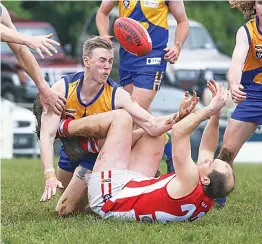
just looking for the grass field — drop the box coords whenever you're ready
[1,158,262,244]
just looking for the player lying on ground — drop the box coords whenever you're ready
[34,91,196,215]
[86,80,235,223]
[33,37,197,216]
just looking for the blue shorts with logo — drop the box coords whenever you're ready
[231,90,262,125]
[119,70,166,91]
[58,146,97,173]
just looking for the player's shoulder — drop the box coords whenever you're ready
[245,17,256,27]
[106,77,119,88]
[63,71,84,84]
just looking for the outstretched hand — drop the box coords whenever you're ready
[207,79,228,116]
[174,91,199,122]
[26,33,60,59]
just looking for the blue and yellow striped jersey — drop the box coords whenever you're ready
[118,0,169,72]
[61,72,118,120]
[242,16,262,89]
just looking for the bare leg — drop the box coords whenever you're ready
[123,83,133,94]
[56,167,73,193]
[68,110,127,138]
[218,119,258,167]
[127,133,165,177]
[92,110,133,172]
[56,166,90,216]
[131,86,157,110]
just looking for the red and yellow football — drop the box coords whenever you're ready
[114,17,152,56]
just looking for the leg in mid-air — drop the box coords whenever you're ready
[121,71,174,174]
[55,109,133,216]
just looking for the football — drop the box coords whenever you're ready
[114,17,152,56]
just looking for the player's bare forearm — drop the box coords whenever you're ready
[198,112,220,162]
[228,26,249,87]
[228,64,243,87]
[174,20,189,48]
[96,0,116,36]
[172,107,212,138]
[39,112,60,179]
[8,43,48,91]
[40,136,56,180]
[0,24,27,44]
[96,12,110,36]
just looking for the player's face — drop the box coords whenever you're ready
[256,1,262,19]
[85,48,114,84]
[197,158,233,180]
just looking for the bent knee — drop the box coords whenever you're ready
[113,109,132,123]
[218,147,235,163]
[55,198,71,217]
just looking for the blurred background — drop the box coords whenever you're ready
[1,1,261,163]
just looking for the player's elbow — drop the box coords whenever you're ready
[171,124,186,139]
[40,128,56,145]
[14,45,28,64]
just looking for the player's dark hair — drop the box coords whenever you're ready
[83,36,114,57]
[204,169,235,199]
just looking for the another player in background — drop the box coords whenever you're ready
[87,80,235,223]
[96,0,189,173]
[0,3,65,115]
[216,0,262,208]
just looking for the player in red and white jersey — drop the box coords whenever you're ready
[88,80,235,223]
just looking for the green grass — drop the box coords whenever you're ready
[2,159,262,244]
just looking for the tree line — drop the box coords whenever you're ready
[4,1,245,57]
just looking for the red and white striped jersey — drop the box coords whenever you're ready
[100,173,214,223]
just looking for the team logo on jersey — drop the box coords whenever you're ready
[123,0,130,8]
[144,0,159,8]
[255,45,262,60]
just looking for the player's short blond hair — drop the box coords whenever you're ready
[83,36,114,57]
[229,0,256,19]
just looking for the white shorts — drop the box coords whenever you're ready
[87,170,147,216]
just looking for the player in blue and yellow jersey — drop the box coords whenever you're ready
[37,36,190,216]
[216,1,262,208]
[96,0,189,173]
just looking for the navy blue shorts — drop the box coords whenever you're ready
[58,146,97,173]
[231,91,262,125]
[119,70,165,91]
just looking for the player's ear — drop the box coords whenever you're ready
[83,56,90,68]
[200,176,210,186]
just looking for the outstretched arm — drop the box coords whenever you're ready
[0,23,60,58]
[171,81,228,185]
[197,81,221,163]
[0,3,65,115]
[115,88,197,136]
